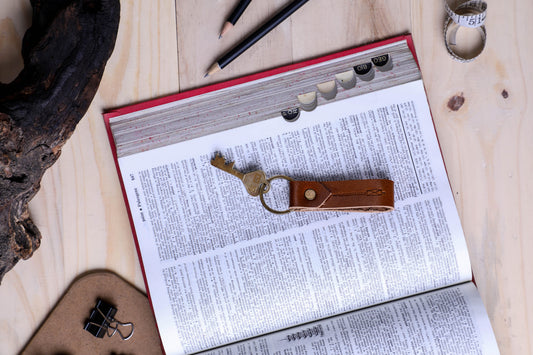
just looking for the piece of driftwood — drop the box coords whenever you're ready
[0,0,120,282]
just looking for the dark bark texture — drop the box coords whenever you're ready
[0,0,120,282]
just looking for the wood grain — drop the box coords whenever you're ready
[412,1,533,353]
[0,1,178,353]
[0,0,531,354]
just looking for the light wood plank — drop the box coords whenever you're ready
[0,1,179,353]
[291,0,410,61]
[412,0,533,353]
[176,0,296,90]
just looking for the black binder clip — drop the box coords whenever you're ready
[84,298,134,340]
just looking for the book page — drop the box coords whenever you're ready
[199,282,499,354]
[118,80,472,354]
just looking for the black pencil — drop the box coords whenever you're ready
[206,0,310,77]
[219,0,252,38]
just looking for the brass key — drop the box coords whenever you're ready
[210,154,270,196]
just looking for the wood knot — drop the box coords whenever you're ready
[501,89,509,99]
[447,94,465,111]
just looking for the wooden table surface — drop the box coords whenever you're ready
[1,1,531,354]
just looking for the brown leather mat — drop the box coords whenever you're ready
[21,271,162,355]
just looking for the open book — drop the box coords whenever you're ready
[104,36,499,354]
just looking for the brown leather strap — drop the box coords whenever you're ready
[289,179,394,212]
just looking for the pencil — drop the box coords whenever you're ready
[219,0,252,38]
[206,0,310,77]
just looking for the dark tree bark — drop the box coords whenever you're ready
[0,0,120,282]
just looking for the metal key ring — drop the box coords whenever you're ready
[259,175,294,214]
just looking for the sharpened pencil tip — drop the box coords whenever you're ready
[205,62,221,78]
[220,22,233,38]
[218,34,222,39]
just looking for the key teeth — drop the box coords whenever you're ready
[211,154,238,173]
[211,153,235,169]
[211,153,226,166]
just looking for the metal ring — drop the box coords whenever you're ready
[259,175,294,215]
